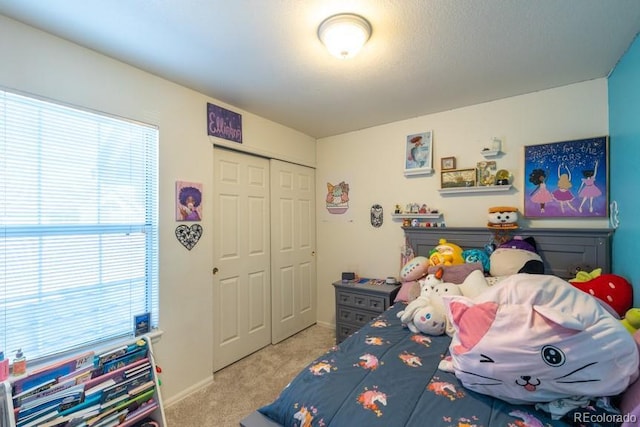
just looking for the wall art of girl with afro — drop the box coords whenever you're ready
[176,181,203,221]
[524,137,607,218]
[528,169,554,213]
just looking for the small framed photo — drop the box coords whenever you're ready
[441,156,456,170]
[476,160,497,186]
[441,168,477,189]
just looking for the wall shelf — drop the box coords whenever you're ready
[438,184,512,195]
[404,167,434,177]
[480,149,503,158]
[391,213,442,220]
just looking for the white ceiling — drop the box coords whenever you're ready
[1,1,639,139]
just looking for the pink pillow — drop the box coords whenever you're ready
[428,263,483,284]
[394,281,418,302]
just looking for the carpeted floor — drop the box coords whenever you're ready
[164,324,335,426]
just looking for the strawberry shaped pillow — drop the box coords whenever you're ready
[570,272,632,317]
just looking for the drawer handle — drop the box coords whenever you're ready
[355,314,365,322]
[355,297,365,306]
[340,295,349,303]
[370,301,379,308]
[341,312,350,319]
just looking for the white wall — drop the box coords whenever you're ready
[0,16,316,404]
[315,79,610,327]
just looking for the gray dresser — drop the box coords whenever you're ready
[333,280,400,343]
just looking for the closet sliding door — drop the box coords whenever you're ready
[212,149,317,371]
[270,159,317,344]
[212,147,271,371]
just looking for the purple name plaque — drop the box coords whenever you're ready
[207,103,242,143]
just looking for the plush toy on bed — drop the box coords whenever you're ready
[397,269,489,335]
[568,268,633,317]
[396,255,431,301]
[622,309,640,334]
[399,255,430,282]
[397,268,452,335]
[428,239,465,267]
[489,236,544,277]
[440,273,639,406]
[487,206,519,229]
[462,248,491,273]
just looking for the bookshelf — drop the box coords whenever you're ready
[1,336,166,427]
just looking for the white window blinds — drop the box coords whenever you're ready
[0,89,159,362]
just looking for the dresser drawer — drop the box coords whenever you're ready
[337,306,379,327]
[337,323,359,342]
[336,290,386,313]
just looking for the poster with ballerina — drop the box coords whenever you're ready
[523,136,608,218]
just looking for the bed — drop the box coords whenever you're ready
[240,227,640,427]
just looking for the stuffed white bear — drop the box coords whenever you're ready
[397,269,489,336]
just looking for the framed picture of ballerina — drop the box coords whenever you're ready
[523,136,608,218]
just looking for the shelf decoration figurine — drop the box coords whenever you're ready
[476,161,497,186]
[492,137,502,152]
[495,169,511,185]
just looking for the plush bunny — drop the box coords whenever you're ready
[411,280,463,335]
[397,269,443,333]
[397,268,485,336]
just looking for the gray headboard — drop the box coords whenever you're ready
[403,227,613,279]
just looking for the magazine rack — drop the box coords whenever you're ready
[1,335,166,427]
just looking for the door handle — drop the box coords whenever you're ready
[212,267,219,275]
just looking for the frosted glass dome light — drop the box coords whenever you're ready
[318,13,372,59]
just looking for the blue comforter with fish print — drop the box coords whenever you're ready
[258,303,622,427]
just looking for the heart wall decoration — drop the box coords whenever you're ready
[175,224,203,250]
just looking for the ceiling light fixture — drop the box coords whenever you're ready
[318,13,372,59]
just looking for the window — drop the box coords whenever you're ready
[0,89,159,362]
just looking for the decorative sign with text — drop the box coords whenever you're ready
[207,102,242,143]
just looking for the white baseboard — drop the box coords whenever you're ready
[163,375,214,407]
[316,320,334,329]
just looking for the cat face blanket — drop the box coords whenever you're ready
[443,273,639,405]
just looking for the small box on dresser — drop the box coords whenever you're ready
[333,280,400,344]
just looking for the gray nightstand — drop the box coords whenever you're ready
[333,280,400,344]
